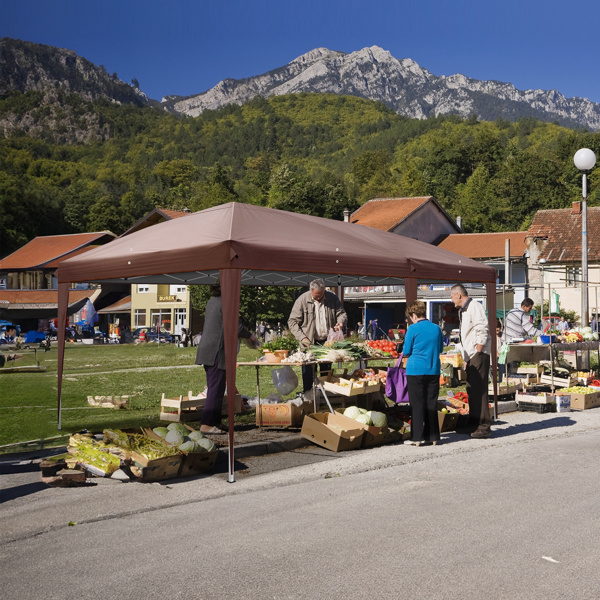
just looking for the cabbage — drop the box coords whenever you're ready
[594,333,599,341]
[166,422,189,436]
[188,430,205,442]
[179,440,201,453]
[584,333,594,341]
[343,406,362,419]
[583,326,593,334]
[152,427,169,439]
[197,437,216,452]
[355,413,372,426]
[358,408,368,414]
[165,430,185,446]
[366,411,387,428]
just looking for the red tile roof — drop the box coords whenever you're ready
[528,207,600,263]
[0,289,91,307]
[350,197,433,231]
[437,232,527,259]
[120,207,192,237]
[0,232,115,270]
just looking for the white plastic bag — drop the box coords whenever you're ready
[326,327,344,343]
[271,365,299,396]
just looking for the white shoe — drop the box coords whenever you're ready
[404,439,422,446]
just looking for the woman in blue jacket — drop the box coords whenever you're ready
[402,300,444,446]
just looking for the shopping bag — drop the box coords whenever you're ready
[326,327,344,343]
[498,343,509,365]
[385,354,409,404]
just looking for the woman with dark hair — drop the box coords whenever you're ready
[194,284,258,434]
[402,300,444,446]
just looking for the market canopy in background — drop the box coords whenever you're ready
[56,202,498,481]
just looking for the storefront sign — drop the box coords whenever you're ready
[158,295,176,302]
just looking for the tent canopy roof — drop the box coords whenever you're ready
[57,202,495,286]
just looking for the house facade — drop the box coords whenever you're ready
[0,231,116,331]
[526,203,600,324]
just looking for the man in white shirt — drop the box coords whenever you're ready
[451,284,492,438]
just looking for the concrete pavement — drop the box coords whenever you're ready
[2,407,600,599]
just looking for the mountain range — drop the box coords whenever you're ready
[2,38,600,130]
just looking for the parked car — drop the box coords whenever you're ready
[132,327,177,344]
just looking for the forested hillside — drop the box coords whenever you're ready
[1,91,600,258]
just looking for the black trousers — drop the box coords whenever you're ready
[407,374,440,442]
[202,359,227,427]
[466,351,491,431]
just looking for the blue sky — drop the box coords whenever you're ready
[3,0,600,104]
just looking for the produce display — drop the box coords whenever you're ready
[310,340,368,362]
[559,386,598,394]
[342,405,388,427]
[151,422,216,453]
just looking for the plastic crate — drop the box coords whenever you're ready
[517,400,555,414]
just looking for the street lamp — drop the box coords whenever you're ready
[539,258,547,326]
[574,148,596,328]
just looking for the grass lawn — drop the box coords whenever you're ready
[0,342,300,451]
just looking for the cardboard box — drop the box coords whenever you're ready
[143,425,219,478]
[256,401,312,427]
[319,375,366,397]
[333,410,400,448]
[300,412,364,451]
[555,395,571,413]
[557,390,600,410]
[128,452,183,482]
[440,353,463,368]
[438,409,460,433]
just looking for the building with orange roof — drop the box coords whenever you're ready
[348,196,461,243]
[526,203,600,324]
[0,231,117,331]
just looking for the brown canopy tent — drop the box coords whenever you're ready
[56,202,498,481]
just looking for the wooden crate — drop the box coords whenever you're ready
[160,391,242,422]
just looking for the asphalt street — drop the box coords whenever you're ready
[2,409,600,599]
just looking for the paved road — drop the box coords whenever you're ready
[2,409,600,599]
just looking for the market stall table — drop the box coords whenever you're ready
[237,357,393,428]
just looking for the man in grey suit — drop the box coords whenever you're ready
[195,284,258,434]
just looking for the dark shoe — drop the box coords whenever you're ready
[471,428,491,439]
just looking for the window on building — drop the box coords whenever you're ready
[134,309,147,327]
[170,285,186,295]
[137,284,150,294]
[151,309,172,331]
[566,267,582,287]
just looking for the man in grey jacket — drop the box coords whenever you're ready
[195,284,258,434]
[288,279,347,392]
[451,284,492,438]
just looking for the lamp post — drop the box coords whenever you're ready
[539,258,547,327]
[574,148,596,328]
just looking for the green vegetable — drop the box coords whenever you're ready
[166,422,189,436]
[197,437,216,452]
[152,427,169,439]
[355,413,372,426]
[366,411,387,428]
[179,440,201,453]
[165,430,185,446]
[188,430,205,442]
[343,406,362,419]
